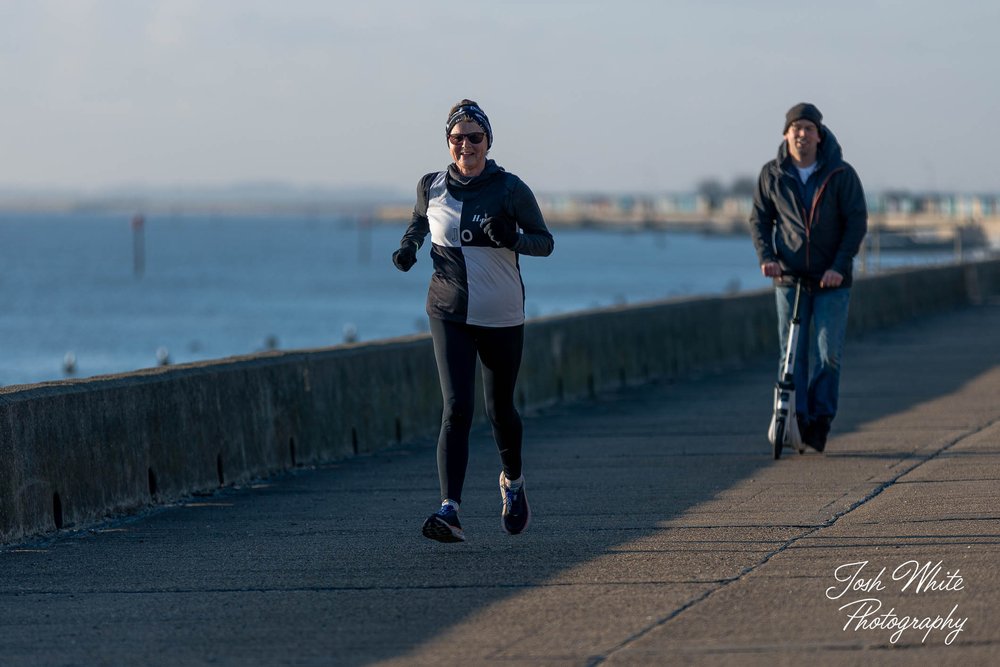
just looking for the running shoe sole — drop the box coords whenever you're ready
[421,514,465,543]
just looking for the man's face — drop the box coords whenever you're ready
[785,120,821,161]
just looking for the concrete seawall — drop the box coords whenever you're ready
[2,260,999,545]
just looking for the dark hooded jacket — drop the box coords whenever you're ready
[402,159,553,326]
[749,127,867,287]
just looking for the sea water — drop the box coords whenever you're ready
[0,211,957,386]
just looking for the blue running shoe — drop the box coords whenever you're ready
[422,503,465,543]
[500,472,531,535]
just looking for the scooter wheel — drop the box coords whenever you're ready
[772,418,784,460]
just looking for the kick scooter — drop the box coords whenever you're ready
[768,278,805,459]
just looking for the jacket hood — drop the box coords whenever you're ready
[773,127,844,174]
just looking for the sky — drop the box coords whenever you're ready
[0,0,997,197]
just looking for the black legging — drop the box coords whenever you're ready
[429,317,524,505]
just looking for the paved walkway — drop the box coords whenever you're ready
[2,300,999,666]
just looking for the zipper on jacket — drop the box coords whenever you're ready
[804,166,846,275]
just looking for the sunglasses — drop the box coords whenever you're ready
[447,132,486,145]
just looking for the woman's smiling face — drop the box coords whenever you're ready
[448,120,488,177]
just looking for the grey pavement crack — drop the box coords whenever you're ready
[586,417,997,666]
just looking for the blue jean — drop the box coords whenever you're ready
[775,286,851,422]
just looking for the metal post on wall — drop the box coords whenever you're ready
[131,213,146,278]
[358,213,372,264]
[871,225,881,273]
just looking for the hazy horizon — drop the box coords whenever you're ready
[2,1,997,196]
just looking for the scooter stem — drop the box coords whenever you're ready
[790,279,803,325]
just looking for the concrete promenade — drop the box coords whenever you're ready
[2,299,998,666]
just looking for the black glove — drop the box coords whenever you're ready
[392,243,417,272]
[480,215,519,249]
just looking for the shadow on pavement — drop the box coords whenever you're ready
[0,303,997,666]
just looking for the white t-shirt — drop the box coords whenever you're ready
[797,163,818,183]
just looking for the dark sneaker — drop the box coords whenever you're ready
[500,472,531,535]
[421,503,465,543]
[809,417,832,453]
[797,415,813,448]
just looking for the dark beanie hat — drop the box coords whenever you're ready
[784,102,823,132]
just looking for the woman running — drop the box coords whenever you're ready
[391,99,554,542]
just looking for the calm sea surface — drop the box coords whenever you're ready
[0,211,958,387]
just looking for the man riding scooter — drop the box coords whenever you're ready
[749,103,868,452]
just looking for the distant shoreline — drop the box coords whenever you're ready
[1,196,997,248]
